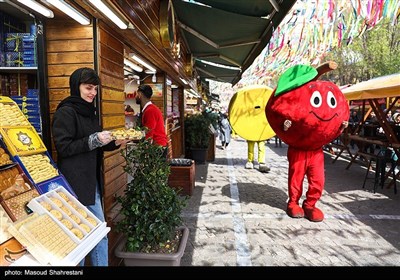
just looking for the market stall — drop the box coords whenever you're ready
[0,96,109,266]
[341,73,400,191]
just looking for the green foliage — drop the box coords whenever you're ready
[184,113,211,149]
[116,139,187,252]
[327,19,400,85]
[203,110,219,131]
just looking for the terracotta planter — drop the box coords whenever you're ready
[114,226,189,266]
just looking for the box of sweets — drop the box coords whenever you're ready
[4,52,23,67]
[7,212,78,265]
[0,140,14,167]
[28,187,103,242]
[1,188,39,221]
[0,96,30,126]
[14,152,59,184]
[8,187,109,265]
[4,33,30,52]
[0,126,47,156]
[0,163,36,202]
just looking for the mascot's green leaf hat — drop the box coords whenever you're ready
[275,65,318,96]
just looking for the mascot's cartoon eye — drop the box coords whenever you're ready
[310,91,322,108]
[327,91,337,108]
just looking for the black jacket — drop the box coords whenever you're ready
[52,105,118,205]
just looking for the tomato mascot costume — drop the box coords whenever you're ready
[266,62,349,222]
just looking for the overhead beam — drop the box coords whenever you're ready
[195,53,241,68]
[178,21,259,51]
[177,21,219,49]
[269,0,280,12]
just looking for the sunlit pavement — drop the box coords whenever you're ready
[181,137,400,266]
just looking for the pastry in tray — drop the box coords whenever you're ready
[18,154,59,183]
[0,166,31,200]
[0,148,13,167]
[110,128,144,140]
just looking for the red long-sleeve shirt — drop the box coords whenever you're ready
[141,103,168,147]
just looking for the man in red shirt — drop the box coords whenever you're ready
[136,84,168,157]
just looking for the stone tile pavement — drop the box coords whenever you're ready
[180,137,400,266]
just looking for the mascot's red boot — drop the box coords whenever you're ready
[266,62,349,222]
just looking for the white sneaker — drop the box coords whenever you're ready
[245,162,253,169]
[259,163,271,173]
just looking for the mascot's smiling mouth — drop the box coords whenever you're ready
[309,111,338,122]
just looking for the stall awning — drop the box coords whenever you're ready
[172,0,296,85]
[342,73,400,101]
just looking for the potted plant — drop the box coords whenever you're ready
[114,139,188,266]
[184,112,212,164]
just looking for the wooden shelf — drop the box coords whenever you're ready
[0,67,38,74]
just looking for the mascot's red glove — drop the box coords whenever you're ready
[266,62,349,222]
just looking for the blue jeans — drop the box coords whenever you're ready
[79,185,108,266]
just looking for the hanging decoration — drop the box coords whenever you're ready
[239,0,400,86]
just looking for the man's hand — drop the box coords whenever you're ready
[283,120,292,131]
[340,120,349,131]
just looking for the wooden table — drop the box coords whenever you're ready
[345,134,398,193]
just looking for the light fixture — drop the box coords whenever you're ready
[89,0,128,29]
[152,74,157,83]
[144,69,156,74]
[17,0,54,18]
[124,58,143,72]
[47,0,90,25]
[131,54,157,73]
[180,77,188,85]
[166,78,172,86]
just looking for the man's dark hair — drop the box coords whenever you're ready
[138,84,153,99]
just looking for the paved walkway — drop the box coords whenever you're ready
[180,137,400,266]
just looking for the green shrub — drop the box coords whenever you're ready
[116,139,187,252]
[184,113,211,149]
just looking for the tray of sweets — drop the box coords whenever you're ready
[110,128,144,141]
[7,213,78,265]
[0,98,30,127]
[27,186,104,243]
[16,153,59,184]
[0,163,34,201]
[0,143,14,167]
